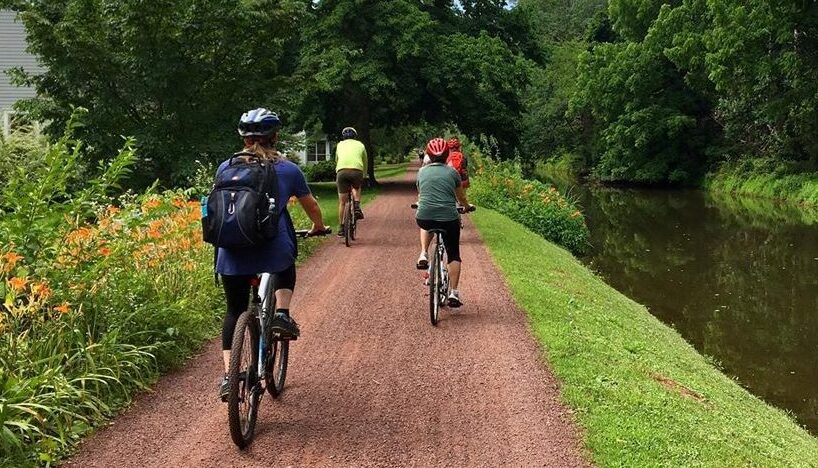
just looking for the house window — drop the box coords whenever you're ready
[306,140,327,163]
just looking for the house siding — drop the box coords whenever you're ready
[0,9,43,112]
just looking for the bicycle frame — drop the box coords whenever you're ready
[255,273,274,378]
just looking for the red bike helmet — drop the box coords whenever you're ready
[447,137,460,150]
[426,137,449,161]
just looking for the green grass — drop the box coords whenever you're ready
[373,162,409,180]
[706,160,818,207]
[303,162,402,229]
[472,208,818,467]
[289,181,380,260]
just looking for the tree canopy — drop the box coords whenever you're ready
[6,0,818,187]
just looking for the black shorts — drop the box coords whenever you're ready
[336,169,364,193]
[417,218,461,263]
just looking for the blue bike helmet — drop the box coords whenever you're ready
[341,127,357,139]
[238,108,282,136]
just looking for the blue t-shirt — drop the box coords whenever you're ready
[215,158,311,275]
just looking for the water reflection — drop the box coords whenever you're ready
[575,186,818,433]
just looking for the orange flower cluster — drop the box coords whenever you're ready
[2,193,207,329]
[1,251,23,274]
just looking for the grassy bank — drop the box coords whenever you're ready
[705,159,818,207]
[472,209,818,466]
[373,162,409,180]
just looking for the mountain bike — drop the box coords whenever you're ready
[227,228,331,449]
[342,188,358,247]
[411,204,475,326]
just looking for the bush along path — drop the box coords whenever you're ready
[65,166,588,467]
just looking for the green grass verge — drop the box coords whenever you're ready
[472,208,818,467]
[705,160,818,207]
[374,162,409,180]
[290,181,380,259]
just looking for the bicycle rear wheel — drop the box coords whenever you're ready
[429,245,440,326]
[265,338,289,397]
[227,311,260,449]
[350,201,357,241]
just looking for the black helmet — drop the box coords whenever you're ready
[238,108,282,136]
[341,127,357,139]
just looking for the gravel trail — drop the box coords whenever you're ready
[66,166,588,467]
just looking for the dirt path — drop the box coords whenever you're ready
[67,166,588,467]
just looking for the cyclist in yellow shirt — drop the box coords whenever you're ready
[335,127,368,237]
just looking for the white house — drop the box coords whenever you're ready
[1,9,43,136]
[292,131,333,166]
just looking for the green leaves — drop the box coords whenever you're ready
[10,0,307,187]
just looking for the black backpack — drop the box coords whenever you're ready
[202,151,280,248]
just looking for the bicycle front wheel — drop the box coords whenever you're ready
[227,311,260,449]
[266,339,289,398]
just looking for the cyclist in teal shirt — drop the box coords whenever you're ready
[415,137,474,307]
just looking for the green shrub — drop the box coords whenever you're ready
[303,160,336,182]
[0,120,220,465]
[470,157,590,254]
[705,158,818,207]
[0,126,52,200]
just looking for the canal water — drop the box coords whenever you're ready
[569,185,818,434]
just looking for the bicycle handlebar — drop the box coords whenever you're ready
[295,228,333,238]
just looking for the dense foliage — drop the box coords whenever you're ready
[296,0,531,180]
[0,122,222,465]
[4,0,533,186]
[2,0,306,187]
[522,0,818,187]
[467,139,590,254]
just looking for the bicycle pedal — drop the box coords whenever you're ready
[273,333,298,341]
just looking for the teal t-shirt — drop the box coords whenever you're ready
[416,163,461,222]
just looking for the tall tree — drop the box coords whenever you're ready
[5,0,306,186]
[297,0,531,179]
[297,0,436,181]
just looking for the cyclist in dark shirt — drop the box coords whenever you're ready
[216,108,329,400]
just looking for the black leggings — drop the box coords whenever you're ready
[221,264,296,350]
[417,218,461,263]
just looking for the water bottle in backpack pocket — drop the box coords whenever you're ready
[202,152,280,248]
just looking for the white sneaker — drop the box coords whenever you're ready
[416,252,429,270]
[447,290,463,308]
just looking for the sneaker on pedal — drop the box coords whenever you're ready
[271,312,300,339]
[218,375,229,402]
[447,290,463,308]
[416,252,429,270]
[337,225,345,238]
[354,202,364,220]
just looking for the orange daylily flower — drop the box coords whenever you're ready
[8,276,28,291]
[98,247,112,256]
[142,198,162,211]
[1,251,23,272]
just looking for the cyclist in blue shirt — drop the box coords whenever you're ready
[216,108,329,400]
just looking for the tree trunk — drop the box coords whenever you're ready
[357,102,377,186]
